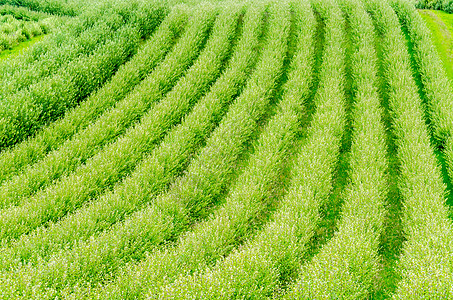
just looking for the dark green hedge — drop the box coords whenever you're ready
[417,0,453,13]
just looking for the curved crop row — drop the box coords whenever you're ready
[0,26,143,207]
[0,5,188,189]
[0,21,118,102]
[0,0,166,74]
[0,2,230,243]
[416,0,453,14]
[390,1,453,193]
[89,1,298,299]
[0,23,142,149]
[0,0,84,16]
[0,20,116,101]
[0,3,103,79]
[284,0,387,298]
[0,4,207,211]
[0,1,166,100]
[0,1,291,297]
[0,4,51,21]
[0,0,161,18]
[0,14,49,51]
[154,0,346,298]
[365,0,453,298]
[129,1,313,299]
[391,0,453,144]
[0,0,261,276]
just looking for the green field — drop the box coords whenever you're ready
[0,0,452,299]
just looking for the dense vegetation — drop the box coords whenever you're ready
[0,0,452,298]
[0,6,54,52]
[416,0,453,13]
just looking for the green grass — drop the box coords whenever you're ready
[0,34,45,61]
[418,9,453,80]
[1,0,453,299]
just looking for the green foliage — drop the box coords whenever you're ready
[0,1,254,283]
[0,0,170,149]
[0,0,452,298]
[0,0,167,101]
[140,1,314,298]
[0,24,142,149]
[366,0,453,298]
[284,0,387,298]
[0,1,292,297]
[0,5,188,189]
[417,0,453,14]
[0,4,51,20]
[418,10,453,80]
[0,4,244,298]
[0,0,86,16]
[0,2,218,242]
[95,2,298,298]
[0,13,51,51]
[0,33,43,60]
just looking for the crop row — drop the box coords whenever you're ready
[0,3,243,298]
[4,1,287,298]
[0,0,89,16]
[0,5,188,206]
[1,0,452,298]
[0,4,52,21]
[0,23,142,148]
[366,0,453,297]
[0,0,169,149]
[0,1,291,298]
[0,1,166,104]
[101,1,306,298]
[416,0,453,14]
[132,1,315,298]
[0,2,221,243]
[0,21,117,100]
[128,0,345,297]
[0,14,50,51]
[0,5,194,273]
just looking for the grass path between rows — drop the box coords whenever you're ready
[418,9,453,80]
[0,34,46,61]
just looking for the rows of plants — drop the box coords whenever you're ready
[0,1,291,297]
[0,4,187,187]
[366,0,453,297]
[0,0,452,298]
[0,4,51,21]
[0,13,52,51]
[416,0,453,14]
[285,0,387,297]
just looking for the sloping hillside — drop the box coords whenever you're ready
[0,0,452,299]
